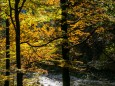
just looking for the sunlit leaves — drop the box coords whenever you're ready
[0,0,114,78]
[95,27,105,33]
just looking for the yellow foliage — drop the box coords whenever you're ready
[96,27,105,33]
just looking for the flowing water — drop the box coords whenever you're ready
[24,73,115,86]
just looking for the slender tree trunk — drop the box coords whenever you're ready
[15,0,23,86]
[60,0,70,86]
[4,19,10,86]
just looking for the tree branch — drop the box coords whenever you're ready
[18,0,26,13]
[71,27,97,48]
[103,52,115,63]
[8,0,16,31]
[20,36,63,47]
[20,26,96,48]
[30,47,43,58]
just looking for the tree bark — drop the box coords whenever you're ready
[4,19,10,86]
[15,0,23,86]
[60,0,70,86]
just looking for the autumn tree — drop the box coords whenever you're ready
[4,19,10,86]
[65,0,115,72]
[1,0,114,85]
[0,1,11,85]
[7,0,26,85]
[60,0,70,86]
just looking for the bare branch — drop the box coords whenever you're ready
[18,0,26,13]
[8,0,16,31]
[20,36,63,47]
[71,27,97,48]
[20,26,96,48]
[30,47,43,58]
[103,52,115,63]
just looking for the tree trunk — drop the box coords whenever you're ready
[4,19,10,86]
[15,0,23,86]
[60,0,70,86]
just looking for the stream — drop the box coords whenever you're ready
[24,72,115,86]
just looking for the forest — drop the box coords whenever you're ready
[0,0,115,86]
